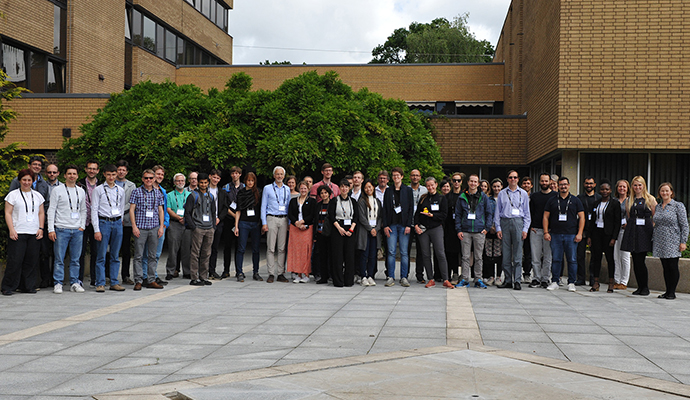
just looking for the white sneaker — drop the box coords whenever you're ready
[368,277,376,286]
[293,277,300,283]
[360,277,369,286]
[71,283,85,293]
[400,277,410,287]
[546,282,559,291]
[354,275,362,284]
[300,276,310,283]
[568,283,576,292]
[385,277,395,287]
[53,283,63,294]
[485,277,495,286]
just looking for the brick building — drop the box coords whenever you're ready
[2,0,689,206]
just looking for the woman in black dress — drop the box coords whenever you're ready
[620,176,656,296]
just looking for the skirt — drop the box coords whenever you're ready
[287,225,313,274]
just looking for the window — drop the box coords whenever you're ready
[185,41,195,65]
[132,9,142,45]
[176,37,184,65]
[46,60,64,93]
[142,15,156,52]
[436,102,456,115]
[202,0,211,18]
[156,25,165,58]
[53,5,66,57]
[29,52,46,93]
[216,3,224,27]
[165,30,176,62]
[185,0,194,5]
[1,43,26,85]
[210,0,215,23]
[1,40,65,93]
[125,9,131,40]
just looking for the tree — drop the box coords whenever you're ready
[259,60,292,65]
[371,14,494,64]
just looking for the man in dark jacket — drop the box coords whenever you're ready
[184,173,217,286]
[382,167,414,287]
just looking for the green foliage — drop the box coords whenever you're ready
[59,71,444,184]
[259,60,292,65]
[371,14,494,64]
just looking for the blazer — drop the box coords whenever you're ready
[586,198,621,238]
[288,196,318,227]
[382,184,414,229]
[212,187,228,221]
[356,195,384,251]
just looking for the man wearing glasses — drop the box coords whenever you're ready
[495,170,532,290]
[445,172,464,283]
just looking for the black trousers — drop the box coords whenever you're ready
[522,233,532,276]
[576,238,588,283]
[208,220,224,274]
[330,232,356,287]
[38,229,52,286]
[409,230,425,280]
[223,218,236,274]
[79,224,99,284]
[2,234,39,293]
[483,255,503,279]
[589,228,615,280]
[314,233,330,280]
[120,226,133,279]
[631,251,648,290]
[661,257,680,296]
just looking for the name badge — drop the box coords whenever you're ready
[369,219,377,226]
[431,204,440,211]
[278,205,286,212]
[394,206,402,214]
[111,208,121,216]
[344,219,352,226]
[558,214,567,221]
[146,210,154,218]
[71,212,80,220]
[203,214,210,222]
[247,209,255,217]
[588,214,592,221]
[176,209,185,216]
[413,205,417,213]
[468,213,476,220]
[621,218,626,225]
[26,214,35,222]
[230,201,237,210]
[636,218,645,226]
[511,208,520,216]
[596,221,604,228]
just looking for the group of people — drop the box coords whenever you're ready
[2,158,688,300]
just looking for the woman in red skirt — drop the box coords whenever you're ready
[287,181,317,283]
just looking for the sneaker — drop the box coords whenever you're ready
[220,271,231,279]
[494,277,503,286]
[123,277,135,285]
[475,279,488,289]
[425,279,436,288]
[485,277,495,286]
[400,277,410,287]
[293,277,300,283]
[443,280,455,289]
[523,274,531,283]
[95,285,105,293]
[368,277,376,286]
[451,272,460,283]
[541,281,549,289]
[416,277,426,284]
[546,282,559,291]
[361,278,370,287]
[354,275,362,284]
[385,277,395,287]
[237,273,245,282]
[455,279,469,288]
[253,273,263,281]
[190,279,205,286]
[70,283,85,293]
[277,274,290,283]
[209,272,221,280]
[165,274,174,281]
[568,283,576,292]
[528,279,540,288]
[53,283,63,294]
[300,276,310,283]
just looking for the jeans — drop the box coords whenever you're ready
[236,220,261,275]
[53,228,84,285]
[141,228,165,280]
[96,219,123,287]
[79,224,98,284]
[386,224,410,279]
[550,233,578,284]
[461,232,485,281]
[360,234,377,278]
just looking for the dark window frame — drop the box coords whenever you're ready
[0,37,66,93]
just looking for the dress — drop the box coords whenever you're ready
[621,197,653,253]
[653,200,689,259]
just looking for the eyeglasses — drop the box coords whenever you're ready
[46,171,59,174]
[452,179,462,183]
[508,176,519,180]
[143,177,154,180]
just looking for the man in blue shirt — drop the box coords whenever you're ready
[261,166,291,283]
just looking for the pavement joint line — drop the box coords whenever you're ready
[0,286,198,345]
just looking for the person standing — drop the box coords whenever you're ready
[653,182,689,300]
[129,169,165,290]
[444,172,464,283]
[165,173,191,281]
[621,176,657,296]
[314,185,333,284]
[91,164,126,293]
[2,169,45,295]
[78,160,100,286]
[528,173,557,288]
[613,180,631,289]
[586,180,621,292]
[186,171,198,192]
[543,177,585,292]
[495,170,531,290]
[288,181,317,283]
[328,179,359,287]
[408,169,428,283]
[357,180,383,286]
[42,163,62,287]
[483,178,503,285]
[455,174,493,289]
[222,166,244,279]
[185,173,216,286]
[207,169,228,280]
[576,176,601,285]
[310,163,340,198]
[234,172,263,282]
[350,171,364,202]
[520,176,533,283]
[115,160,136,285]
[47,165,88,293]
[261,166,291,283]
[139,166,169,286]
[382,167,414,287]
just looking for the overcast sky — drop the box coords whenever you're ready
[229,0,512,65]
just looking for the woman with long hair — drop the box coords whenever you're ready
[620,176,656,296]
[287,181,317,283]
[652,182,689,300]
[328,179,359,287]
[613,179,631,289]
[234,172,263,282]
[314,185,332,284]
[357,180,383,286]
[483,178,503,285]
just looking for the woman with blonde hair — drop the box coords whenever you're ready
[620,176,657,296]
[652,182,689,300]
[613,179,631,289]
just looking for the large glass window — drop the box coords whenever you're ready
[185,41,195,65]
[2,41,65,92]
[156,24,165,57]
[46,60,64,93]
[142,15,156,52]
[53,5,66,58]
[165,30,176,62]
[2,43,26,85]
[132,9,142,45]
[29,52,46,93]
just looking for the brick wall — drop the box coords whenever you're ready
[432,116,527,165]
[131,46,177,84]
[176,64,505,102]
[1,96,110,150]
[0,0,53,53]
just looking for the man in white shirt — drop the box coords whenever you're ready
[350,171,364,201]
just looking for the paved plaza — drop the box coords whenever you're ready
[0,251,689,399]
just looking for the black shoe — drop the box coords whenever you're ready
[209,272,221,280]
[183,274,191,279]
[658,293,676,300]
[513,282,522,290]
[165,274,174,281]
[203,280,213,286]
[540,281,549,289]
[190,279,204,286]
[632,288,650,296]
[2,290,13,296]
[276,274,289,283]
[221,271,231,279]
[417,278,426,284]
[253,273,263,281]
[155,277,168,286]
[173,271,180,278]
[574,280,586,286]
[237,273,245,282]
[497,281,512,289]
[316,279,329,284]
[528,279,540,288]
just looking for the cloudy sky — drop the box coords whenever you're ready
[229,0,512,65]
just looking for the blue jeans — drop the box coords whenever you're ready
[96,219,122,286]
[142,228,165,279]
[236,220,261,275]
[360,234,377,278]
[550,233,578,284]
[53,228,84,285]
[386,224,409,279]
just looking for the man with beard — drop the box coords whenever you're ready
[528,173,557,288]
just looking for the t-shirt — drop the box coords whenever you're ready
[530,191,557,229]
[5,189,45,234]
[544,193,584,235]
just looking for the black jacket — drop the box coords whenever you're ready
[183,189,217,230]
[288,196,318,227]
[586,198,621,238]
[382,184,414,229]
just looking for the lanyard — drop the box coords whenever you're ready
[144,188,155,210]
[85,181,96,203]
[66,186,79,212]
[103,185,120,209]
[507,189,522,210]
[368,196,378,219]
[21,190,35,214]
[339,196,352,219]
[174,190,186,210]
[272,183,286,206]
[558,195,571,215]
[597,200,610,219]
